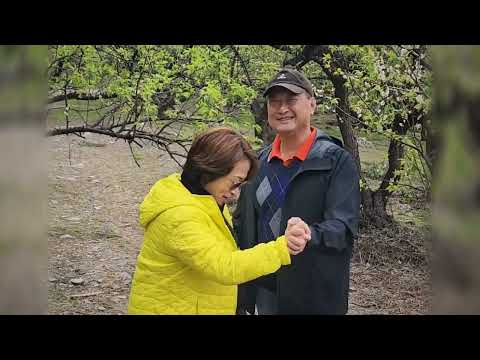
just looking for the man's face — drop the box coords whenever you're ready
[266,87,316,135]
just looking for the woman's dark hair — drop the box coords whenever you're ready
[181,127,258,189]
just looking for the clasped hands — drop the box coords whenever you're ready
[285,217,311,255]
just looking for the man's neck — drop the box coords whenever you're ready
[278,127,312,158]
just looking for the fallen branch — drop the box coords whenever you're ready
[70,292,102,298]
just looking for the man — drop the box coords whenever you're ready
[233,68,361,315]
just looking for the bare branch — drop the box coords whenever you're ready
[229,46,253,87]
[395,183,427,193]
[48,89,117,104]
[128,141,141,168]
[162,144,186,168]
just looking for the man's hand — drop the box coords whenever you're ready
[285,217,311,255]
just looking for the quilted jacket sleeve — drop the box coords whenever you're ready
[151,206,291,286]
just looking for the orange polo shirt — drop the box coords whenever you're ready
[268,128,317,167]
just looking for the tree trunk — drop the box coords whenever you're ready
[423,113,437,173]
[380,139,404,192]
[379,114,407,193]
[251,97,275,145]
[422,114,435,202]
[331,76,394,227]
[361,113,411,227]
[331,77,361,173]
[360,189,392,227]
[328,74,396,228]
[360,143,401,227]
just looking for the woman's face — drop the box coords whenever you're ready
[204,158,251,206]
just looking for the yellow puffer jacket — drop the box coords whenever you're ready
[128,173,290,315]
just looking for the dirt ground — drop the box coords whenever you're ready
[47,133,431,315]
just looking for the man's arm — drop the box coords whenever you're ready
[308,150,361,252]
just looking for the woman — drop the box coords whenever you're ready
[128,127,310,315]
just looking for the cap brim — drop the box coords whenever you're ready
[263,83,305,97]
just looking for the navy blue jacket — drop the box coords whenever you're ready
[233,130,360,314]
